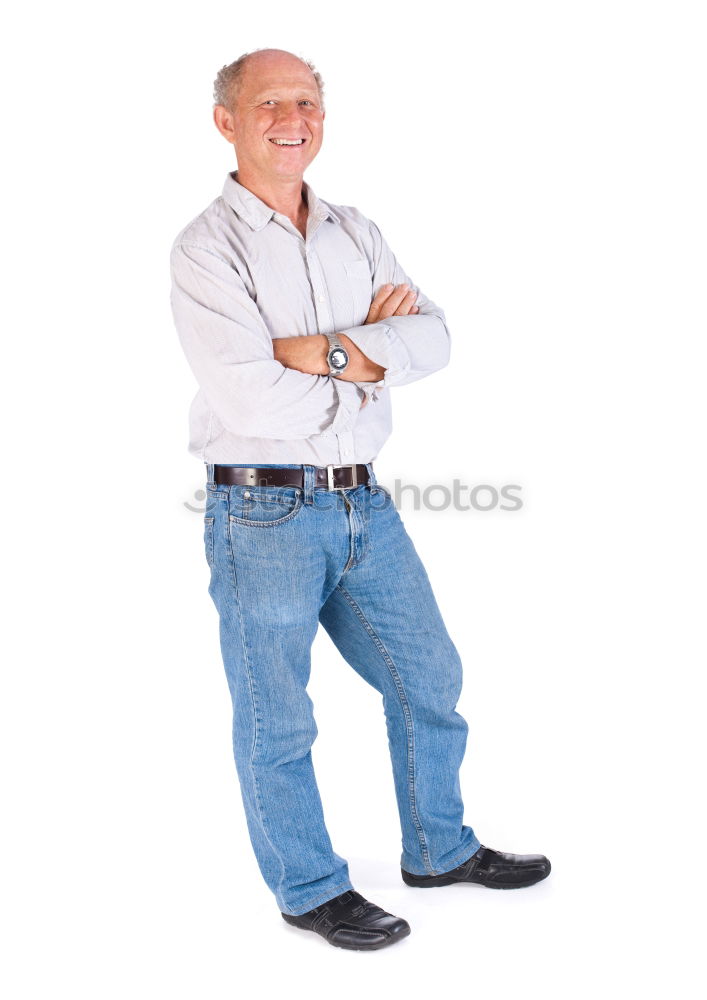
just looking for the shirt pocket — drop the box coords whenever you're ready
[343,259,373,327]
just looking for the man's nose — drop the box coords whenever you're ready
[274,103,305,128]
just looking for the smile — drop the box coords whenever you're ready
[268,138,306,145]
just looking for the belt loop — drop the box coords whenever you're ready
[302,464,315,504]
[206,462,215,488]
[366,462,377,489]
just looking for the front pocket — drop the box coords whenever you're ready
[203,516,215,568]
[228,487,304,527]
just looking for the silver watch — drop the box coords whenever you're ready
[325,333,350,376]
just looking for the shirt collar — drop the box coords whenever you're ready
[221,170,341,232]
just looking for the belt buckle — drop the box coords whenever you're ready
[326,464,358,491]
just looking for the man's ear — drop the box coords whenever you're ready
[213,105,236,144]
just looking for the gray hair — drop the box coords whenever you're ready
[213,49,325,113]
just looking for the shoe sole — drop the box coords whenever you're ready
[282,913,411,950]
[401,867,551,889]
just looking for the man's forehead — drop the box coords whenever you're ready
[245,78,319,98]
[241,55,318,96]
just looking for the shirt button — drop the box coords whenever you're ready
[318,295,325,303]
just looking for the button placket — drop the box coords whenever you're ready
[306,244,333,334]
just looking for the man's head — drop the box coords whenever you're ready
[213,49,325,186]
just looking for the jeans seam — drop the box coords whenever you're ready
[225,517,287,894]
[335,584,434,875]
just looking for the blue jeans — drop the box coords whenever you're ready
[203,463,480,915]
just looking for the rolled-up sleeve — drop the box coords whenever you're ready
[341,219,451,402]
[170,241,363,440]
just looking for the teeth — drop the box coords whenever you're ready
[270,138,305,145]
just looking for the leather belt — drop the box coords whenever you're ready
[213,463,371,491]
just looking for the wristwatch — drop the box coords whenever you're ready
[325,333,350,376]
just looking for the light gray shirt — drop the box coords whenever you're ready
[170,170,451,465]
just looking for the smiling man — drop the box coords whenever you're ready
[170,48,550,952]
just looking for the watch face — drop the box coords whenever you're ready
[330,348,348,370]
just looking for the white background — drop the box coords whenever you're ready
[2,1,705,996]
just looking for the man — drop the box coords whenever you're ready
[170,48,550,952]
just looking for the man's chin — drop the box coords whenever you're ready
[269,156,317,179]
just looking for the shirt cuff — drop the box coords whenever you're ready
[353,379,385,404]
[330,376,365,430]
[341,321,410,392]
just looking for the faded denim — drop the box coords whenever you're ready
[203,463,480,915]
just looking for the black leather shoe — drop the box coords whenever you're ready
[281,889,411,951]
[401,845,551,889]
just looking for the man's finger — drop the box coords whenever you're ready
[366,283,394,323]
[379,284,412,316]
[392,288,418,316]
[366,282,417,324]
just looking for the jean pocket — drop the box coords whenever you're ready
[203,516,215,568]
[228,486,304,527]
[369,484,394,510]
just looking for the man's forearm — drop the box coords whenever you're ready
[272,334,386,383]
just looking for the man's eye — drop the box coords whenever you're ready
[299,100,313,106]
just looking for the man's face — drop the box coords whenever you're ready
[227,51,325,184]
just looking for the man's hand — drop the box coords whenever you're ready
[359,283,419,407]
[365,283,419,324]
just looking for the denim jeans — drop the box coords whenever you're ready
[203,463,480,915]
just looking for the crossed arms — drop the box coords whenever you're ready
[170,217,450,440]
[272,283,420,407]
